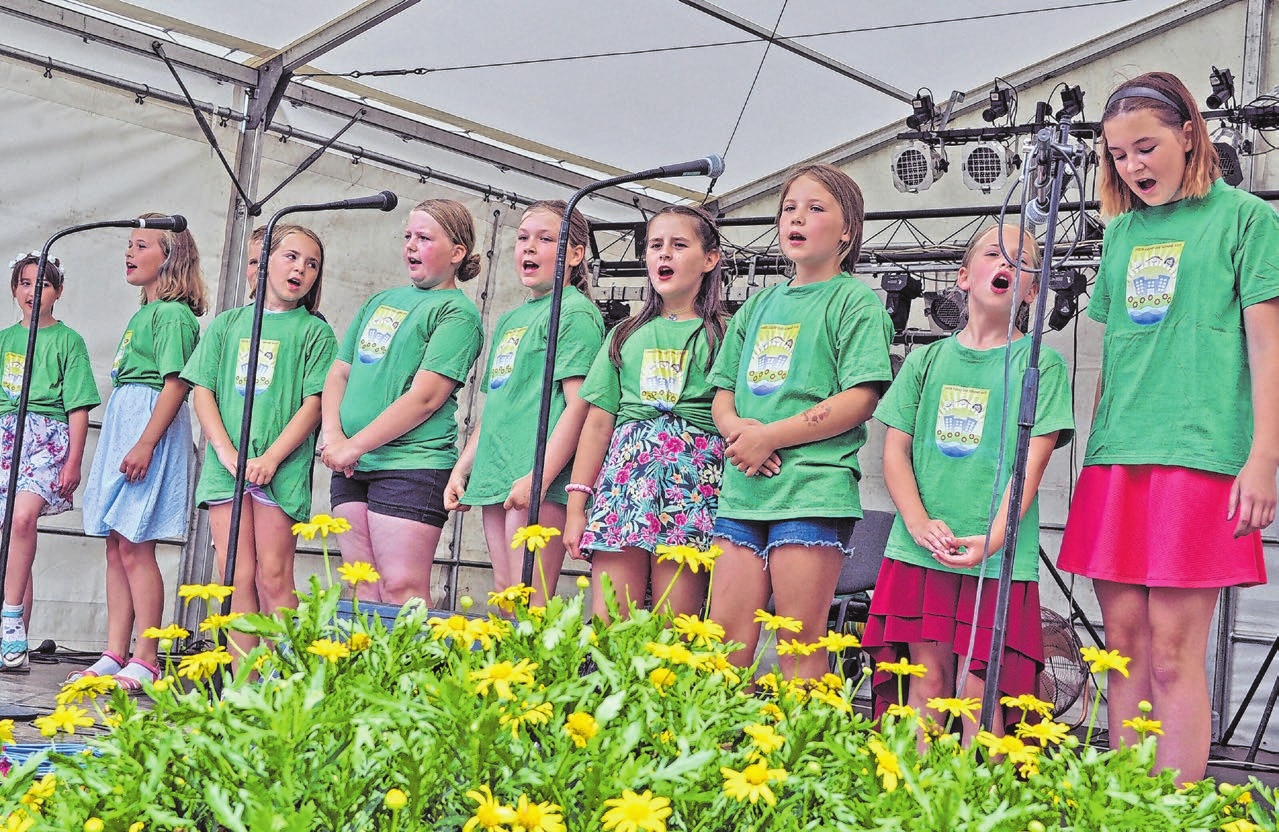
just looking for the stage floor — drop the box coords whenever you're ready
[0,651,1275,789]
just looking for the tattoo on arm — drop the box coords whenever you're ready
[802,404,831,427]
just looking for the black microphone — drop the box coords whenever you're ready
[137,215,187,232]
[308,190,399,212]
[630,154,725,181]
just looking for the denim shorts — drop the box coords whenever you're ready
[712,516,856,563]
[330,467,450,528]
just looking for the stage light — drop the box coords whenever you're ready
[600,299,631,331]
[881,272,923,333]
[1207,66,1236,109]
[1213,125,1246,186]
[891,141,947,193]
[1048,269,1087,331]
[982,84,1012,123]
[961,141,1019,193]
[906,91,936,130]
[1057,85,1084,120]
[924,290,966,333]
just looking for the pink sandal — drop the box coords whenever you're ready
[112,658,160,694]
[65,651,126,683]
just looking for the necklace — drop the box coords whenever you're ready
[664,307,693,321]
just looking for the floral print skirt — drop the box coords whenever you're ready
[580,414,724,555]
[0,412,72,517]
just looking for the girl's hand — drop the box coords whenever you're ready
[214,444,239,478]
[905,517,956,558]
[504,473,535,512]
[563,507,588,561]
[321,438,360,477]
[246,454,279,486]
[443,472,469,512]
[56,463,82,498]
[1229,455,1278,537]
[725,422,781,477]
[120,440,156,482]
[936,535,988,569]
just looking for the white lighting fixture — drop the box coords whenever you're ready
[961,141,1018,193]
[891,141,947,194]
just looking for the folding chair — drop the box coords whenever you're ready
[828,509,896,675]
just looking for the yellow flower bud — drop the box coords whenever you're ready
[384,788,408,811]
[459,596,474,610]
[576,575,590,590]
[85,819,105,832]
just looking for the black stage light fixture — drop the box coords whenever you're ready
[882,272,923,333]
[924,290,966,333]
[1207,66,1236,109]
[982,84,1012,123]
[599,299,632,331]
[1213,125,1246,186]
[906,91,937,130]
[1048,268,1088,331]
[1057,85,1085,120]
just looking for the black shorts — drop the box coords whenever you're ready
[330,467,450,528]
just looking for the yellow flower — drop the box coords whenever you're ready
[721,762,788,806]
[429,614,472,643]
[743,722,785,754]
[469,618,508,649]
[470,659,538,700]
[755,673,781,693]
[601,790,671,832]
[753,609,803,633]
[489,584,535,614]
[810,687,854,714]
[876,659,928,678]
[576,575,591,590]
[645,641,694,666]
[1122,716,1165,736]
[926,697,981,723]
[141,624,190,641]
[56,675,117,705]
[564,711,598,748]
[384,788,407,811]
[128,823,144,832]
[177,583,234,604]
[337,561,381,586]
[152,677,174,693]
[198,612,243,632]
[348,632,371,652]
[307,638,351,663]
[776,639,817,657]
[511,525,561,553]
[463,784,516,832]
[22,773,56,808]
[975,731,1041,766]
[177,646,234,681]
[511,795,565,832]
[758,702,785,722]
[0,718,13,745]
[500,700,555,737]
[655,543,721,573]
[649,667,677,694]
[693,651,741,685]
[291,513,351,540]
[672,614,724,645]
[817,630,861,651]
[867,738,902,792]
[1080,646,1131,678]
[1016,719,1071,746]
[3,810,33,832]
[84,819,104,832]
[1000,693,1055,719]
[1221,821,1259,832]
[33,705,94,737]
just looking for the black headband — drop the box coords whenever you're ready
[1105,85,1190,121]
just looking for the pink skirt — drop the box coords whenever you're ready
[862,558,1044,734]
[1058,465,1266,588]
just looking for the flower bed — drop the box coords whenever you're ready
[0,527,1273,831]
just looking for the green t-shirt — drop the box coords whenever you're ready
[336,285,483,471]
[462,289,604,505]
[110,301,200,391]
[706,274,895,520]
[874,337,1075,582]
[182,306,338,522]
[1086,179,1279,475]
[578,316,721,435]
[0,321,100,423]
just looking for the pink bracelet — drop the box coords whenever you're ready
[565,483,594,496]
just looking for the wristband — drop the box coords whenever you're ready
[565,483,595,496]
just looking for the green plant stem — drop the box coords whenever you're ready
[534,544,549,600]
[651,562,686,614]
[1085,676,1103,746]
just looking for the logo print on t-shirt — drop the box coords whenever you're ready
[935,384,989,458]
[1125,241,1183,326]
[746,323,800,396]
[2,353,24,401]
[640,348,688,411]
[235,339,279,396]
[488,327,528,390]
[357,305,408,365]
[110,330,133,382]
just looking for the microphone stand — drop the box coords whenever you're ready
[0,218,181,715]
[978,123,1082,730]
[522,157,722,587]
[214,194,395,690]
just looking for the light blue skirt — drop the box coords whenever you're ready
[82,384,194,543]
